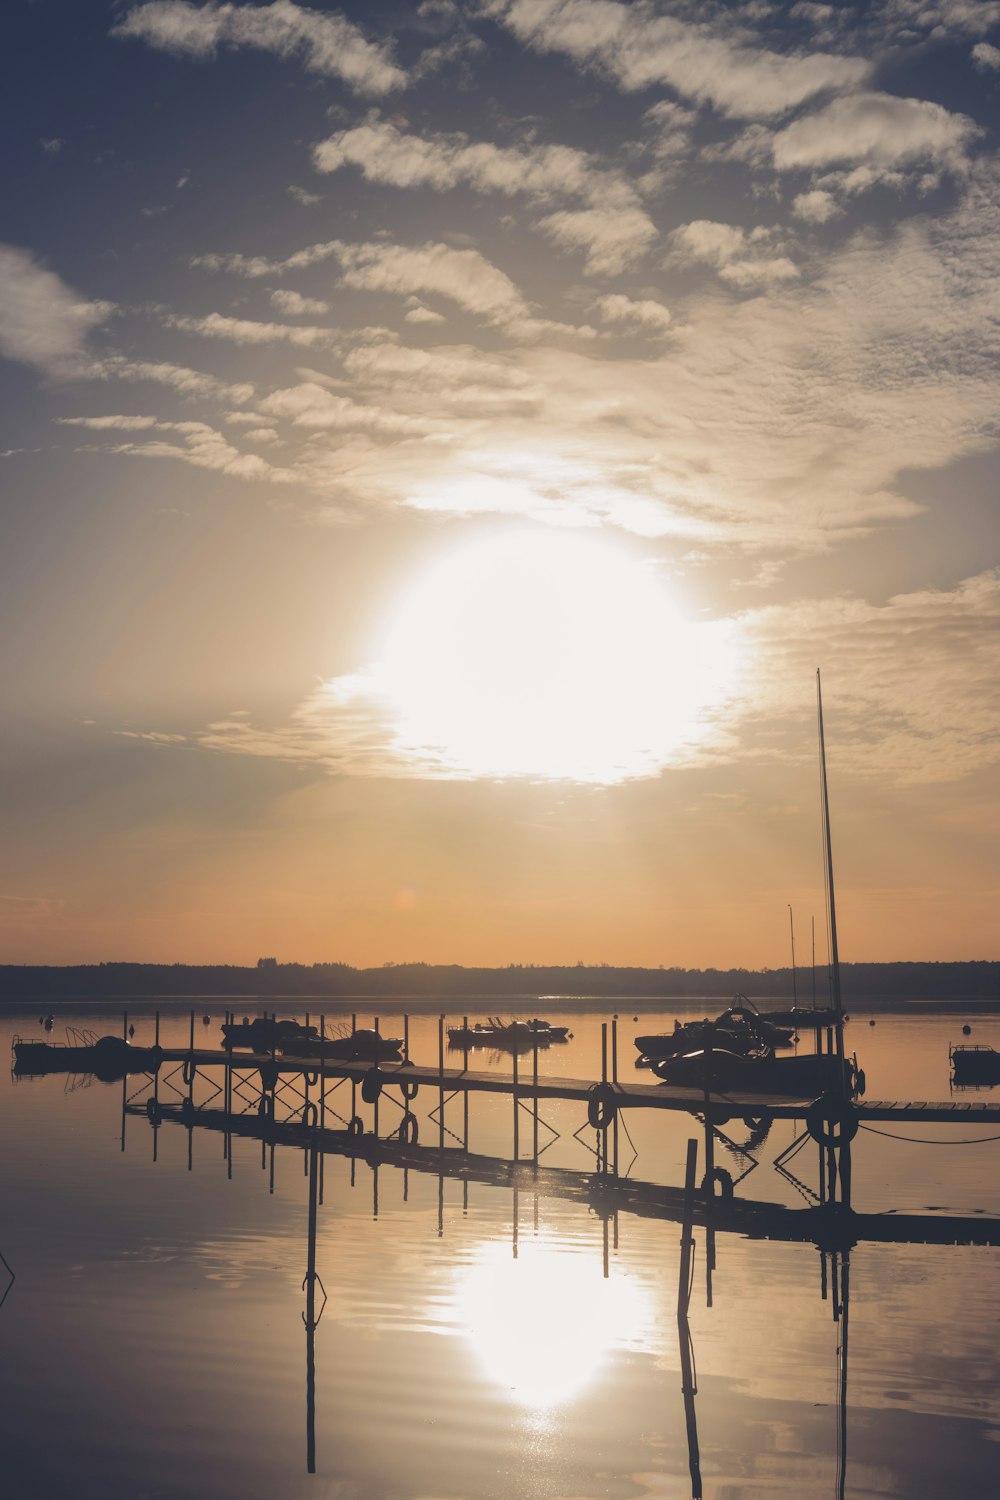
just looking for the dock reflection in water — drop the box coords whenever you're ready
[3,1006,1000,1500]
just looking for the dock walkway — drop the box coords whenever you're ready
[156,1048,1000,1126]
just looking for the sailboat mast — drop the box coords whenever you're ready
[811,915,817,1009]
[816,670,845,1062]
[788,904,798,1006]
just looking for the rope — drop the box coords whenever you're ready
[859,1124,1000,1145]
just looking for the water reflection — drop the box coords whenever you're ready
[454,1236,651,1411]
[5,1007,1000,1500]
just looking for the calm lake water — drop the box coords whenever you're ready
[2,1002,999,1499]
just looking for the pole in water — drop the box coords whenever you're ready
[817,669,846,1077]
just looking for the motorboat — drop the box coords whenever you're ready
[221,1018,319,1052]
[288,1028,403,1062]
[447,1017,569,1049]
[13,1035,160,1081]
[950,1044,1000,1085]
[652,1047,862,1097]
[635,1010,781,1063]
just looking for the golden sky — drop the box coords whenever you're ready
[1,1,998,966]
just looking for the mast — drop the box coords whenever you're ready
[816,670,845,1066]
[788,904,798,1006]
[811,916,817,1009]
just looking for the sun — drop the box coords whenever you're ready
[371,528,738,783]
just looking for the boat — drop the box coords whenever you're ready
[651,1047,862,1097]
[13,1035,160,1081]
[288,1028,403,1062]
[950,1044,1000,1085]
[726,993,837,1032]
[221,1018,319,1052]
[635,1007,789,1063]
[447,1017,570,1049]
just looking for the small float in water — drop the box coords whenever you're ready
[950,1044,1000,1085]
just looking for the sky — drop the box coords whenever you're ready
[1,0,998,969]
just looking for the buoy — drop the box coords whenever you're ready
[806,1093,859,1147]
[963,1024,972,1036]
[869,1019,876,1026]
[587,1082,617,1130]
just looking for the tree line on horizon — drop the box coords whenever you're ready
[1,959,997,1003]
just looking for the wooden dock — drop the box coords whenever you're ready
[156,1048,1000,1126]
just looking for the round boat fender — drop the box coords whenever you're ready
[399,1078,419,1102]
[361,1068,383,1105]
[146,1097,162,1126]
[305,1070,319,1087]
[806,1094,859,1147]
[182,1058,197,1087]
[301,1101,318,1128]
[702,1166,734,1203]
[587,1082,617,1130]
[743,1115,767,1131]
[259,1062,278,1093]
[348,1115,364,1138]
[398,1112,419,1145]
[181,1095,195,1123]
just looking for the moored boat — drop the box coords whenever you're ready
[652,1047,861,1097]
[288,1028,403,1062]
[13,1035,160,1080]
[950,1044,1000,1084]
[221,1018,319,1052]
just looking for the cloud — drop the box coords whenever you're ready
[771,92,979,172]
[40,137,64,153]
[972,40,1000,69]
[98,354,255,404]
[258,381,434,434]
[791,188,841,223]
[313,113,656,272]
[288,184,321,205]
[736,570,1000,784]
[164,310,335,346]
[535,205,657,276]
[0,244,112,377]
[668,221,799,287]
[487,0,869,119]
[269,288,329,315]
[113,1,405,95]
[56,414,162,431]
[593,293,671,335]
[79,418,297,483]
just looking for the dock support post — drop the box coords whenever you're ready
[351,1012,357,1127]
[404,1013,409,1064]
[612,1014,619,1178]
[120,1010,128,1153]
[463,1016,469,1153]
[600,1023,609,1174]
[678,1137,703,1499]
[373,1016,380,1141]
[513,1045,519,1163]
[153,1010,160,1163]
[702,1022,716,1302]
[318,1015,326,1205]
[304,1137,320,1476]
[532,1029,539,1165]
[438,1016,445,1157]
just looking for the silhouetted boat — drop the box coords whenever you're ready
[447,1018,569,1048]
[221,1018,319,1052]
[635,1005,791,1063]
[652,1047,861,1096]
[289,1029,403,1062]
[950,1044,1000,1084]
[13,1035,160,1081]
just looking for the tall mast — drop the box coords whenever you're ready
[817,669,845,1064]
[788,904,798,1006]
[811,915,817,1009]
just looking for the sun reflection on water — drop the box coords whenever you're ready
[453,1236,652,1411]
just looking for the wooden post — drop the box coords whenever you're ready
[462,1016,469,1153]
[438,1015,445,1156]
[612,1015,619,1177]
[513,1045,519,1163]
[532,1027,539,1165]
[678,1137,703,1499]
